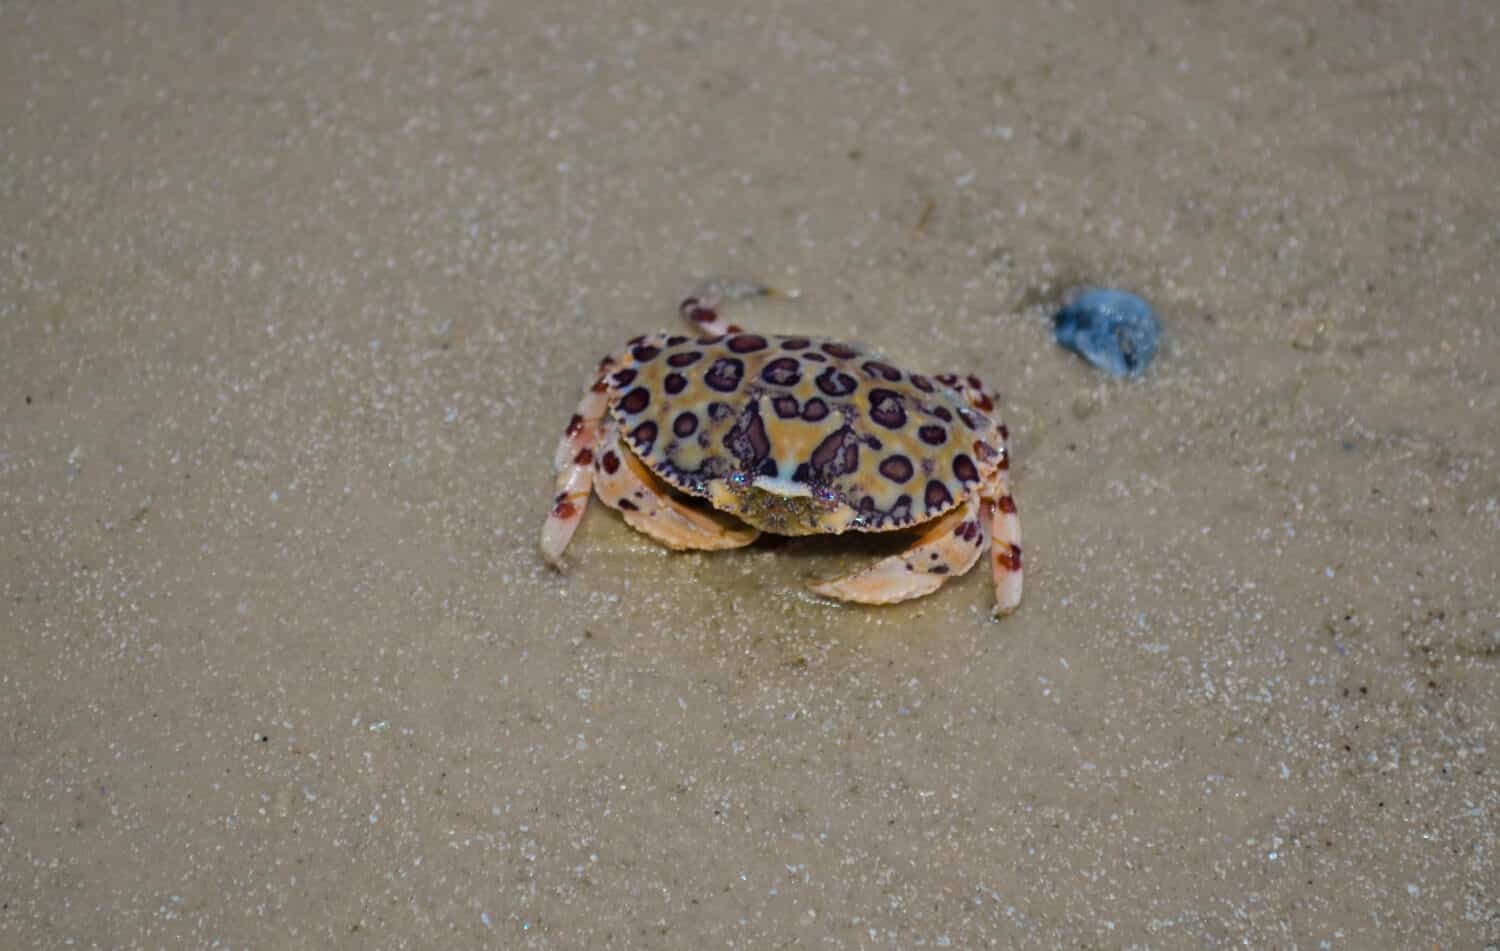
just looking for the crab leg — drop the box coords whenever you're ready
[942,369,1024,617]
[593,418,761,551]
[540,334,669,567]
[540,387,607,566]
[978,410,1022,616]
[986,485,1023,616]
[679,279,783,336]
[807,495,988,605]
[936,372,1002,417]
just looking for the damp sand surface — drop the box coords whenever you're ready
[2,2,1498,947]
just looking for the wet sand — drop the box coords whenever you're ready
[3,1,1497,946]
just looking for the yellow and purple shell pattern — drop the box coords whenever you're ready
[607,332,998,536]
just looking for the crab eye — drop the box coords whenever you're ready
[729,471,751,487]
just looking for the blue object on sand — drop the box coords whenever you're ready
[1052,288,1161,377]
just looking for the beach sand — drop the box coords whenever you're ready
[3,1,1497,946]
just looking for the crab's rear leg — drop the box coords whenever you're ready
[593,418,760,552]
[679,280,784,336]
[944,372,1024,616]
[540,335,669,567]
[981,423,1023,616]
[807,495,988,606]
[987,488,1023,616]
[540,382,609,566]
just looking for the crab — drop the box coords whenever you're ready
[540,281,1022,615]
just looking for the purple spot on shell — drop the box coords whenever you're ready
[772,396,800,418]
[724,402,771,467]
[727,334,768,353]
[953,454,979,484]
[761,357,802,387]
[918,424,948,446]
[868,388,907,429]
[879,455,914,483]
[810,430,844,469]
[620,387,651,413]
[801,398,829,422]
[666,335,688,346]
[667,350,703,367]
[891,494,913,523]
[822,341,859,359]
[801,351,827,363]
[862,361,902,382]
[910,374,935,393]
[631,344,660,363]
[673,412,698,437]
[705,357,745,392]
[809,427,861,477]
[924,480,953,512]
[956,408,978,430]
[664,373,688,395]
[612,368,637,386]
[781,337,812,350]
[815,367,857,397]
[744,411,770,458]
[630,420,659,451]
[932,406,953,422]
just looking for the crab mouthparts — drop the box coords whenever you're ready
[707,477,855,536]
[750,473,812,497]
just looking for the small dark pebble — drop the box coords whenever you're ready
[1053,288,1161,377]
